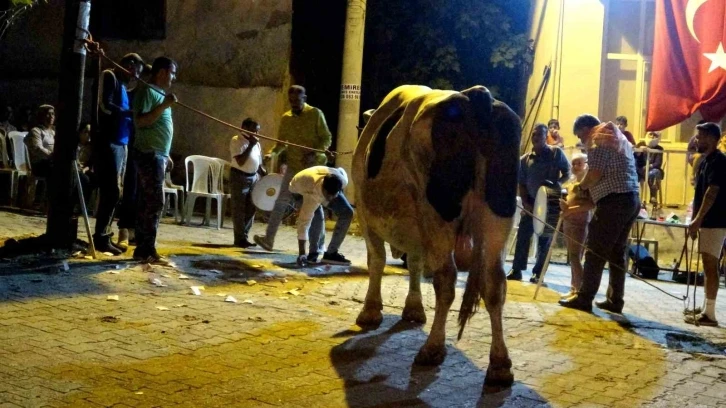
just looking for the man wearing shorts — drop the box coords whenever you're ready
[686,122,726,327]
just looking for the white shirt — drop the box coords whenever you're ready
[289,166,348,240]
[229,134,262,174]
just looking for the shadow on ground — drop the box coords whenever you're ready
[330,315,549,407]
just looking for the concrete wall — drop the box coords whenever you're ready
[0,0,292,169]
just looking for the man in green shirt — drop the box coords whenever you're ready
[132,57,178,265]
[254,85,332,251]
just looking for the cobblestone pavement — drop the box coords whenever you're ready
[0,210,725,407]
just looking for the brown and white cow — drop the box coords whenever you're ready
[353,85,520,389]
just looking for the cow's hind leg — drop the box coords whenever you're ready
[402,251,426,324]
[356,229,386,327]
[480,209,514,389]
[414,250,456,366]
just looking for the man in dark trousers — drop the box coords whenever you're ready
[685,122,726,327]
[132,57,178,265]
[559,114,640,314]
[507,123,570,283]
[94,53,147,255]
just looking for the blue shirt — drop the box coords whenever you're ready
[99,70,132,145]
[518,146,571,200]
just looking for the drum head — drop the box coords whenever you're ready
[533,186,548,236]
[252,173,284,211]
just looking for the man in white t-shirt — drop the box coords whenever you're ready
[289,166,353,266]
[229,118,265,247]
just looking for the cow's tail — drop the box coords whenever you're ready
[457,250,481,340]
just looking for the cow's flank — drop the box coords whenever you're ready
[367,106,404,179]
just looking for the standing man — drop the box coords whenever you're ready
[230,118,265,248]
[559,114,640,313]
[289,166,353,266]
[254,85,332,250]
[93,53,147,255]
[508,124,570,283]
[685,122,726,327]
[132,57,178,265]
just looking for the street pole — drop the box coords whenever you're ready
[46,0,91,249]
[335,0,366,202]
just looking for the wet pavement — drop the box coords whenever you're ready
[0,210,725,407]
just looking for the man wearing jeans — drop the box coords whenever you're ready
[94,53,147,255]
[289,166,353,266]
[559,114,640,314]
[132,57,178,265]
[507,124,570,283]
[685,122,726,326]
[254,85,332,251]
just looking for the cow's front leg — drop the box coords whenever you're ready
[356,230,386,327]
[402,251,426,324]
[414,252,456,366]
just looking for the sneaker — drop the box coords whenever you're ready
[684,313,718,327]
[322,252,351,265]
[529,275,539,284]
[134,251,173,267]
[307,252,320,264]
[253,235,273,251]
[506,270,522,281]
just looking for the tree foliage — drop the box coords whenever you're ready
[363,0,532,111]
[1,0,47,39]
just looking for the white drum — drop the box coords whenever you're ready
[252,173,284,211]
[533,186,561,236]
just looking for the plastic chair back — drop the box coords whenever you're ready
[0,132,9,168]
[8,131,29,172]
[185,155,217,194]
[212,158,232,194]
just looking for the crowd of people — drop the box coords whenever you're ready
[512,113,725,327]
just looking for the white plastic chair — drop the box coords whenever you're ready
[213,158,233,227]
[0,132,17,204]
[162,172,184,223]
[8,131,45,207]
[184,155,225,230]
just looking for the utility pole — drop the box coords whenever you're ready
[335,0,366,201]
[46,0,91,249]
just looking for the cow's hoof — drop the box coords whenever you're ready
[402,297,426,324]
[356,308,383,328]
[414,343,446,366]
[483,366,514,393]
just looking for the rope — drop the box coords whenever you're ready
[517,204,687,302]
[81,37,353,157]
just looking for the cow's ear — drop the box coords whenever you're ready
[461,86,494,130]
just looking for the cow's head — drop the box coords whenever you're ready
[408,86,520,222]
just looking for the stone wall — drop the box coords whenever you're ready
[0,0,292,168]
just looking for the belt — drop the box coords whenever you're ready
[231,167,256,177]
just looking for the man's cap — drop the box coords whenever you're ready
[120,53,152,72]
[696,122,721,138]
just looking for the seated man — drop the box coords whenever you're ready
[289,165,353,266]
[646,131,665,205]
[508,124,571,283]
[24,105,55,177]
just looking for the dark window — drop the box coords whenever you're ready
[90,0,166,40]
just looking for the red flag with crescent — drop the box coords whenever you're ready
[646,0,726,131]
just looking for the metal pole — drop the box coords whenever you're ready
[336,0,366,202]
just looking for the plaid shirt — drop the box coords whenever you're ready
[587,142,640,203]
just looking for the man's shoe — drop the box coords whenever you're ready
[595,300,623,314]
[234,239,257,249]
[94,235,123,256]
[322,252,351,265]
[253,235,273,251]
[307,252,320,264]
[684,313,718,327]
[506,270,522,281]
[135,251,173,267]
[558,294,593,313]
[529,275,539,284]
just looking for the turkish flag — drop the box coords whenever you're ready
[646,0,726,131]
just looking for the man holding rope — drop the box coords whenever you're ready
[254,85,332,251]
[559,114,640,314]
[132,57,178,265]
[685,122,726,327]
